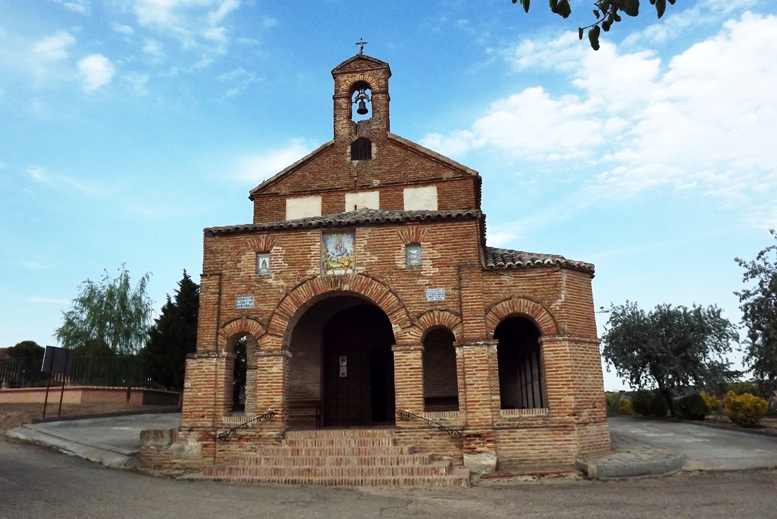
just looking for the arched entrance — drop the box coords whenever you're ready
[287,295,396,428]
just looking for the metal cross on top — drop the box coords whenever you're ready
[355,38,368,54]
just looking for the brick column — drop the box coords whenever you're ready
[392,344,424,420]
[180,351,233,429]
[255,349,290,430]
[542,335,611,456]
[456,339,499,474]
[456,340,499,426]
[245,368,257,415]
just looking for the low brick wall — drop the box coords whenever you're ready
[0,386,179,406]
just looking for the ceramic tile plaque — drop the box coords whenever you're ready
[425,288,446,302]
[236,296,254,309]
[322,232,356,275]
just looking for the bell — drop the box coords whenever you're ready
[356,100,368,115]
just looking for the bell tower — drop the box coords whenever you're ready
[331,51,392,144]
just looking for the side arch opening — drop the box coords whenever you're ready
[422,327,459,412]
[495,316,545,410]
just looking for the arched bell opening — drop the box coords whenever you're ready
[350,80,372,121]
[495,316,546,410]
[286,294,396,428]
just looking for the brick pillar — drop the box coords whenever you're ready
[392,344,424,420]
[539,336,576,423]
[245,368,257,415]
[215,351,235,417]
[456,340,499,426]
[542,336,611,456]
[181,352,233,429]
[456,339,499,474]
[255,349,290,430]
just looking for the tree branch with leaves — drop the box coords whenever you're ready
[55,266,153,355]
[601,301,739,416]
[513,0,677,50]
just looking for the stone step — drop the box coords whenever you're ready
[192,473,469,488]
[203,463,452,478]
[255,445,413,457]
[284,429,395,440]
[227,453,433,467]
[281,437,396,448]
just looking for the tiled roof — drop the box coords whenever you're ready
[484,247,595,276]
[205,209,482,236]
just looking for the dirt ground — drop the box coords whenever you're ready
[0,403,159,434]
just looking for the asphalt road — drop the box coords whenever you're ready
[608,417,777,471]
[2,439,777,519]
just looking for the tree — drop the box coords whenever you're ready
[140,271,199,391]
[55,266,153,355]
[513,0,677,50]
[601,301,738,416]
[736,229,777,387]
[7,340,44,360]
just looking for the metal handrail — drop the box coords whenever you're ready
[217,411,276,441]
[395,409,463,439]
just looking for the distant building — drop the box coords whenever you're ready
[143,53,609,484]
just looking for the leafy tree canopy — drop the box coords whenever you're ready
[601,301,738,416]
[140,271,199,391]
[7,340,44,360]
[513,0,677,50]
[736,229,777,386]
[55,265,153,355]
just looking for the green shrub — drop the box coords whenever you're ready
[724,391,768,427]
[632,390,653,416]
[677,393,710,420]
[647,393,669,417]
[619,398,634,416]
[728,381,762,398]
[605,392,622,416]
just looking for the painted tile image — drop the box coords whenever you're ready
[322,233,356,274]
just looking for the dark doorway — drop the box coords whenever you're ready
[495,317,545,409]
[322,304,395,426]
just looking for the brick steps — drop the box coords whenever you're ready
[192,474,470,488]
[231,454,433,467]
[199,429,469,487]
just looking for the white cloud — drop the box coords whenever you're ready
[142,38,165,63]
[231,140,313,184]
[21,260,48,270]
[77,54,115,91]
[27,166,117,196]
[425,13,777,216]
[124,72,149,95]
[28,296,71,305]
[52,0,91,15]
[33,32,76,60]
[132,0,242,53]
[112,22,135,35]
[486,232,517,247]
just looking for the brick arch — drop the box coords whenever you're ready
[405,309,463,343]
[485,298,558,338]
[217,317,267,350]
[267,274,412,344]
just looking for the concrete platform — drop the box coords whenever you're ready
[7,412,181,468]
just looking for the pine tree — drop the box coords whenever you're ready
[141,271,199,391]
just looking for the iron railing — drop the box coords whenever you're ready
[396,409,463,439]
[217,411,276,441]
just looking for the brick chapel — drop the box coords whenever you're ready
[141,52,610,485]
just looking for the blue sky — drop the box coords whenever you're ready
[2,0,775,390]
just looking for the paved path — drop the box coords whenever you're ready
[608,416,777,471]
[7,413,180,468]
[3,439,777,519]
